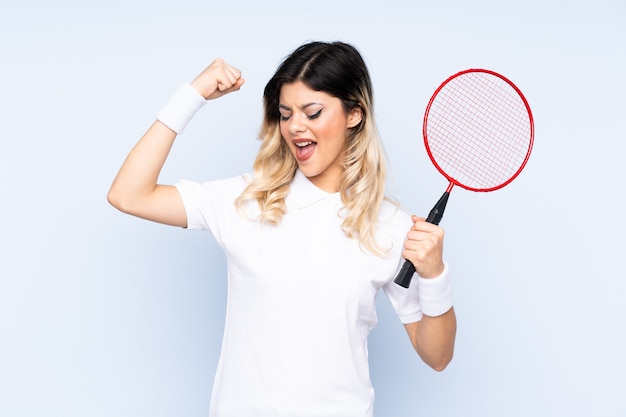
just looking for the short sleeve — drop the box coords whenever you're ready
[383,261,452,324]
[382,259,423,324]
[175,175,250,246]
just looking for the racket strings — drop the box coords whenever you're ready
[426,72,532,190]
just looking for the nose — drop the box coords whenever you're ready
[288,114,306,135]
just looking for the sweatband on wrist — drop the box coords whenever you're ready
[417,262,453,317]
[156,83,207,135]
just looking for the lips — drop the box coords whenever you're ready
[293,140,317,162]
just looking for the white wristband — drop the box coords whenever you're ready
[156,83,207,135]
[417,262,453,317]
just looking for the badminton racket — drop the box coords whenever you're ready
[394,69,534,288]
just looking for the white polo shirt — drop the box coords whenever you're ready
[176,170,425,417]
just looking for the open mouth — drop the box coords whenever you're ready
[293,140,317,161]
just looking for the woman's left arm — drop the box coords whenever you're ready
[404,308,456,371]
[402,215,457,371]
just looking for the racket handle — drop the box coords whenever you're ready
[394,192,450,288]
[394,260,417,288]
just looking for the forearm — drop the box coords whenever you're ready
[407,307,457,371]
[402,263,456,371]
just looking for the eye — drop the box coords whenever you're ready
[279,112,291,121]
[307,109,322,120]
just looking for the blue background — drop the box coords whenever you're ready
[1,0,625,416]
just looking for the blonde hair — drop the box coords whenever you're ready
[235,41,394,256]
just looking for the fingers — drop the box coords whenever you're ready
[191,58,245,100]
[411,214,425,227]
[403,215,445,279]
[214,59,242,91]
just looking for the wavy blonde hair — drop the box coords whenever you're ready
[235,41,394,256]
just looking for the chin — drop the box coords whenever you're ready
[297,164,318,178]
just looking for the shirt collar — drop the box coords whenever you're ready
[290,169,340,209]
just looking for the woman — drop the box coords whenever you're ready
[108,41,456,417]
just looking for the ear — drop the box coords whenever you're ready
[347,106,363,128]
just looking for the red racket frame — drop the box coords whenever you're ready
[424,68,535,194]
[394,69,534,288]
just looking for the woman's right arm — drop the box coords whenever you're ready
[107,58,245,228]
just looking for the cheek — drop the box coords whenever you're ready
[279,124,293,151]
[279,122,290,141]
[323,121,348,146]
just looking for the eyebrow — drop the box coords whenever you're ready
[278,102,323,111]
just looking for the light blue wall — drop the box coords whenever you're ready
[1,1,624,416]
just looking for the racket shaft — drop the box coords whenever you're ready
[394,192,449,288]
[426,191,449,225]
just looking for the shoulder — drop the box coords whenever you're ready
[175,174,257,232]
[372,197,412,253]
[175,173,254,218]
[177,174,251,199]
[378,197,412,227]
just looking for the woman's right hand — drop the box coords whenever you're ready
[191,58,245,100]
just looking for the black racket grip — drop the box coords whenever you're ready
[394,192,450,288]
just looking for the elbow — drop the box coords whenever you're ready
[418,347,454,372]
[107,188,119,209]
[429,354,453,372]
[107,185,132,214]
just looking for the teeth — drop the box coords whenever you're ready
[295,141,314,147]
